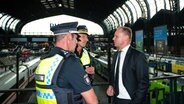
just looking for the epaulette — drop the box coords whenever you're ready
[61,50,71,58]
[59,49,77,59]
[41,47,76,59]
[40,54,51,60]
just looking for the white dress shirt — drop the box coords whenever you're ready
[115,45,131,99]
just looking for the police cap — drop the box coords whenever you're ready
[50,22,79,35]
[77,25,88,35]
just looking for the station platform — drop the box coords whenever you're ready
[14,73,109,104]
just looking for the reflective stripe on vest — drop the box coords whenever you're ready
[80,49,90,66]
[36,88,56,99]
[36,87,57,104]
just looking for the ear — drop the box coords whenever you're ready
[66,34,72,44]
[68,34,73,41]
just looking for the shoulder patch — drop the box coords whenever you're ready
[83,74,91,85]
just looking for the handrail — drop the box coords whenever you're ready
[1,74,183,93]
[0,81,110,93]
[0,88,36,93]
[150,74,184,80]
[0,74,184,104]
[92,82,109,86]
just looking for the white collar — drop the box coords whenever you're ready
[120,44,130,53]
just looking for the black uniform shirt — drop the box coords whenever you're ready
[51,48,92,94]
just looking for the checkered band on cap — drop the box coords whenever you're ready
[50,21,78,35]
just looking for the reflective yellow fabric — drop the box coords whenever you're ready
[80,49,90,65]
[36,87,57,104]
[35,54,63,104]
[36,54,63,85]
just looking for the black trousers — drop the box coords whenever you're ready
[113,97,131,104]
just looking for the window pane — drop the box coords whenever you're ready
[180,0,184,10]
[156,0,165,11]
[130,0,142,18]
[122,5,131,23]
[126,1,137,22]
[147,0,156,18]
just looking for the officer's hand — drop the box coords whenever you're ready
[106,85,114,96]
[85,66,95,74]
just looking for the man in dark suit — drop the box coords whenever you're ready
[106,26,149,104]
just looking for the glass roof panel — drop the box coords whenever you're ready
[126,1,137,22]
[147,0,156,18]
[107,16,115,29]
[103,20,109,30]
[9,19,16,30]
[2,15,11,30]
[130,0,142,18]
[11,19,20,32]
[122,5,131,23]
[105,19,112,31]
[156,0,165,11]
[0,13,4,18]
[180,0,184,10]
[6,18,15,31]
[110,14,118,29]
[63,0,69,8]
[117,7,126,25]
[0,15,8,28]
[165,0,171,10]
[113,11,121,26]
[69,0,75,9]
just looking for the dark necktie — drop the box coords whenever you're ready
[114,51,121,95]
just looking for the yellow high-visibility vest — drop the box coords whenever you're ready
[35,54,63,104]
[80,49,91,66]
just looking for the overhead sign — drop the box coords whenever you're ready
[154,25,168,54]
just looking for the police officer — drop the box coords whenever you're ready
[35,22,98,104]
[75,25,95,83]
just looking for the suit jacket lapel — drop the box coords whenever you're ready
[122,47,131,76]
[111,52,119,82]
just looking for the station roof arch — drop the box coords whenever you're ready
[0,0,183,35]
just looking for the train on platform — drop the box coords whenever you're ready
[146,54,184,74]
[0,54,40,104]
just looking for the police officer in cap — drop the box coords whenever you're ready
[35,22,98,104]
[75,25,95,84]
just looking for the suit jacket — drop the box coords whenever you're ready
[109,46,149,104]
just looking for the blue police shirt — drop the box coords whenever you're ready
[53,48,92,94]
